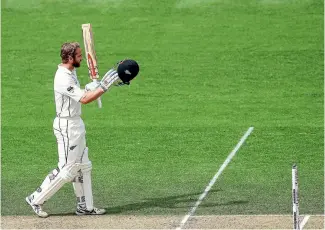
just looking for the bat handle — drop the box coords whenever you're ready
[93,79,102,108]
[97,97,102,108]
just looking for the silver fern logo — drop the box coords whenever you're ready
[125,70,131,75]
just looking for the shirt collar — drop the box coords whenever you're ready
[58,64,75,74]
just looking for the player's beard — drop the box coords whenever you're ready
[73,59,81,68]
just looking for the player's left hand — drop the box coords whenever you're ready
[100,69,120,92]
[99,59,140,92]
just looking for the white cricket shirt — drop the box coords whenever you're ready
[54,64,85,118]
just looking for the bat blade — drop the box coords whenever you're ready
[87,53,97,77]
[82,23,102,108]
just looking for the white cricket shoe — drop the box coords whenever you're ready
[75,207,106,215]
[25,196,49,218]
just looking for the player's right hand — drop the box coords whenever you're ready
[85,81,100,91]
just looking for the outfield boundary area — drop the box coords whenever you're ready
[1,215,323,229]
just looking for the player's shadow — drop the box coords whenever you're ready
[50,189,248,216]
[105,189,248,214]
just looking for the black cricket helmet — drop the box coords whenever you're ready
[117,59,140,84]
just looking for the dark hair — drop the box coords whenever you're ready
[60,42,80,63]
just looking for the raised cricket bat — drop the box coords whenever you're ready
[82,23,102,108]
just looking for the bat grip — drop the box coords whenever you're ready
[92,79,102,108]
[97,97,102,108]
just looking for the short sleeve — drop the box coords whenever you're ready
[55,75,85,102]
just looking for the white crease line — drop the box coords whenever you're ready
[176,127,254,230]
[300,215,310,230]
[192,214,323,217]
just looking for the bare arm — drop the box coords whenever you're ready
[80,87,105,104]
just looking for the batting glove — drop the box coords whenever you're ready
[85,81,100,91]
[100,69,120,92]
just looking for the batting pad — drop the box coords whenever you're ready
[82,169,93,210]
[32,173,66,205]
[72,161,93,210]
[73,170,86,209]
[32,164,81,205]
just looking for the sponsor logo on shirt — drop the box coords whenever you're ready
[67,86,74,93]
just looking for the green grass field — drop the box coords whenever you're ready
[1,0,323,218]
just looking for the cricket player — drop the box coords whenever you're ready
[25,42,139,217]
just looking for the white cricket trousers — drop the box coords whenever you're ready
[53,116,88,166]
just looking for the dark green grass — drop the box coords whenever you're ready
[1,0,323,216]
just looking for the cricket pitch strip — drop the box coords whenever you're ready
[1,215,323,229]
